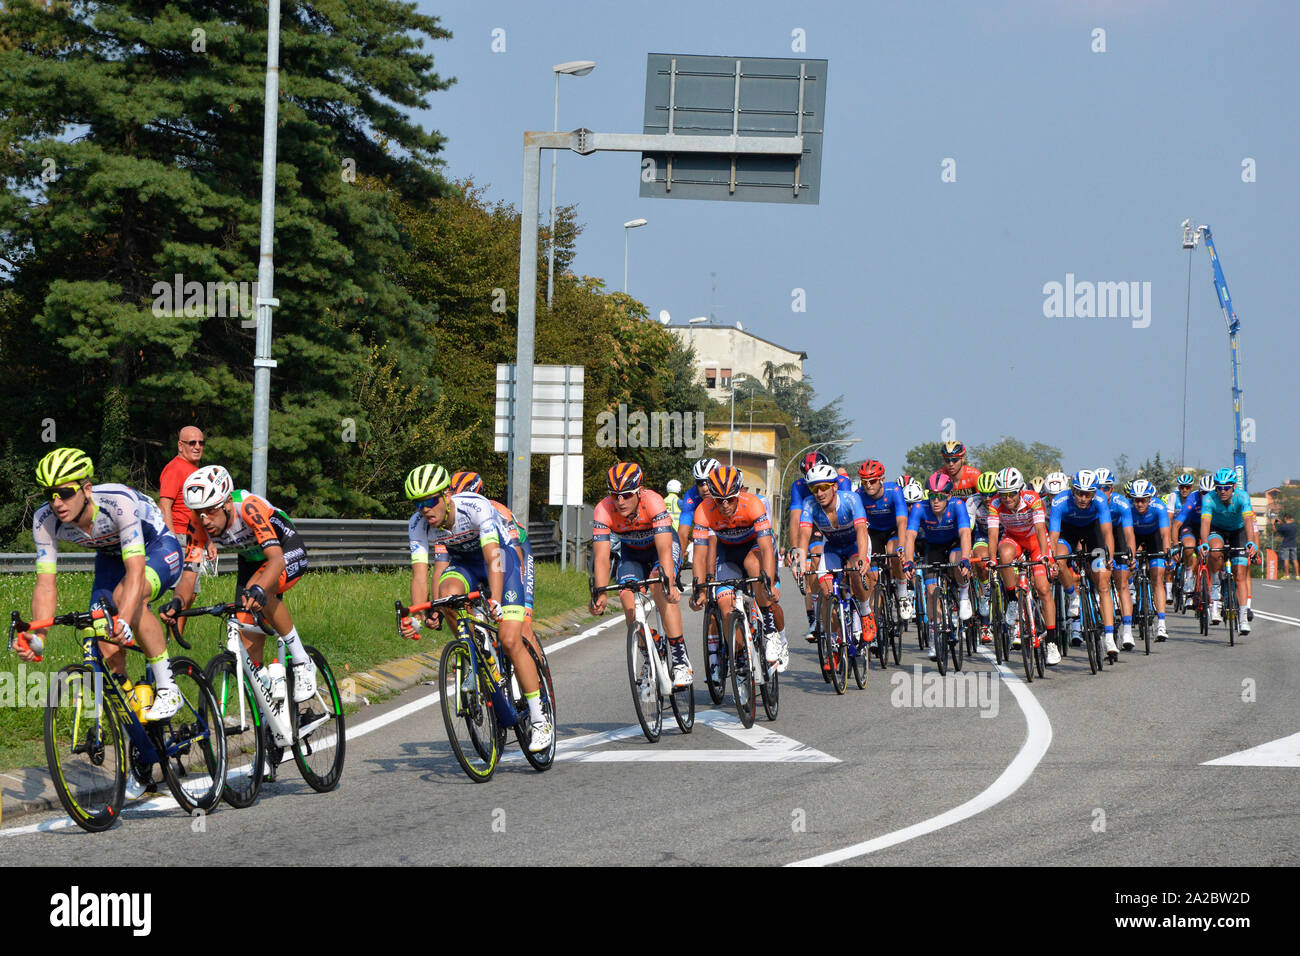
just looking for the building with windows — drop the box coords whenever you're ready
[668,323,806,404]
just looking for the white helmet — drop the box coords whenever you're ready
[805,463,838,485]
[1044,471,1069,494]
[1198,474,1214,493]
[994,466,1025,494]
[692,457,721,482]
[183,464,233,510]
[902,480,925,504]
[666,479,682,494]
[1094,467,1115,487]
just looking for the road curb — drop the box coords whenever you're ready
[1,604,606,828]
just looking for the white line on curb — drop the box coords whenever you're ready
[787,649,1053,867]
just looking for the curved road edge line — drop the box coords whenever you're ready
[786,650,1053,867]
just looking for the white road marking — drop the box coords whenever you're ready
[1203,731,1300,768]
[1260,583,1281,589]
[1250,609,1300,627]
[787,649,1052,866]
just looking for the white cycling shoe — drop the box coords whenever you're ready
[1045,639,1061,666]
[1104,632,1119,661]
[1121,625,1135,651]
[528,719,554,753]
[1210,602,1222,625]
[766,632,789,673]
[898,595,915,621]
[958,595,973,621]
[1240,618,1251,635]
[293,659,318,702]
[143,686,182,722]
[1156,619,1168,641]
[671,661,694,689]
[1005,600,1019,628]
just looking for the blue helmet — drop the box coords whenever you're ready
[1213,467,1238,487]
[1072,469,1099,492]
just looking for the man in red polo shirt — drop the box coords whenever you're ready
[159,426,206,544]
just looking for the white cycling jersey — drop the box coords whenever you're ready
[33,484,169,573]
[408,492,513,565]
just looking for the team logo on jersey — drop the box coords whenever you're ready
[504,590,518,604]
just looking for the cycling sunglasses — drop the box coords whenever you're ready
[613,491,638,501]
[44,485,80,501]
[942,455,964,463]
[716,493,741,503]
[927,491,950,501]
[810,482,836,492]
[416,494,444,509]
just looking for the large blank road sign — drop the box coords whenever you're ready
[495,364,583,455]
[640,53,826,204]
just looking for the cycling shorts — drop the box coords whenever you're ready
[1207,526,1249,566]
[868,528,901,559]
[1180,523,1202,546]
[820,542,862,573]
[519,539,535,610]
[713,540,778,596]
[920,540,962,584]
[91,532,183,609]
[615,538,681,586]
[440,541,527,622]
[1128,530,1168,570]
[1001,534,1049,577]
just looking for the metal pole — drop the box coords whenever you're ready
[729,382,735,466]
[547,74,558,310]
[773,440,854,551]
[250,0,282,498]
[512,137,542,524]
[561,368,570,571]
[623,227,629,293]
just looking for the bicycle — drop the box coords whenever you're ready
[707,573,779,728]
[1060,547,1108,673]
[591,571,694,742]
[1190,546,1213,636]
[912,561,966,676]
[989,557,1052,681]
[811,566,871,694]
[182,600,344,806]
[792,555,831,684]
[698,576,731,706]
[1206,545,1252,646]
[9,602,226,832]
[1125,550,1158,655]
[399,591,555,782]
[870,553,903,669]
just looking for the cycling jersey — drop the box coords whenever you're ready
[409,492,512,564]
[1174,491,1204,531]
[678,486,706,533]
[33,484,170,574]
[1129,498,1170,534]
[788,473,853,520]
[965,493,990,534]
[592,490,673,551]
[798,490,867,555]
[987,490,1046,541]
[1104,492,1134,535]
[185,490,301,566]
[1201,489,1254,532]
[945,464,982,499]
[1048,493,1113,533]
[856,481,908,532]
[693,493,772,548]
[907,498,970,545]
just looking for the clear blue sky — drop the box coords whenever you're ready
[412,0,1298,489]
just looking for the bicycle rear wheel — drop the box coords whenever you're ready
[872,585,889,672]
[204,652,264,808]
[703,602,727,705]
[288,646,345,792]
[515,638,558,768]
[755,627,780,721]
[155,656,227,815]
[827,600,848,695]
[1018,595,1034,682]
[931,588,948,677]
[1197,569,1210,635]
[1223,575,1237,647]
[728,612,756,729]
[46,665,127,832]
[439,638,499,782]
[628,624,662,743]
[817,592,833,683]
[1139,581,1151,655]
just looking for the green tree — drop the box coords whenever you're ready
[903,441,948,480]
[970,437,1063,480]
[0,0,455,518]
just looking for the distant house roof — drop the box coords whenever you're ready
[674,323,808,361]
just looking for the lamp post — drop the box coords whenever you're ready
[623,218,647,293]
[547,60,595,310]
[773,438,861,550]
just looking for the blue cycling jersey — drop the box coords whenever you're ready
[1105,492,1133,530]
[907,498,969,545]
[856,481,907,532]
[799,490,867,552]
[1201,488,1253,532]
[1174,490,1204,529]
[678,485,705,531]
[789,474,854,518]
[1048,493,1112,533]
[1129,497,1170,534]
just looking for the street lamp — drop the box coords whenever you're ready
[547,60,596,311]
[772,438,861,549]
[623,218,647,293]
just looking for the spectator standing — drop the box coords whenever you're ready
[159,426,206,543]
[1274,514,1298,579]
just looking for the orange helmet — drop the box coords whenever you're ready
[606,462,643,494]
[706,466,743,499]
[449,471,483,495]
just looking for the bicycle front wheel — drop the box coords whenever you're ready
[1018,596,1034,682]
[628,625,662,743]
[154,657,227,815]
[931,589,948,677]
[439,638,500,782]
[46,665,126,832]
[515,638,558,769]
[204,652,264,809]
[289,646,345,792]
[728,612,756,729]
[703,602,727,705]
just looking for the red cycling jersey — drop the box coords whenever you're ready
[987,490,1046,542]
[592,490,673,550]
[692,493,772,548]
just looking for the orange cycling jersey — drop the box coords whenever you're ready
[592,490,673,549]
[691,493,772,548]
[987,490,1046,540]
[184,491,291,567]
[948,464,982,498]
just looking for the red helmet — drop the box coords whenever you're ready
[606,462,643,494]
[858,459,886,482]
[926,471,954,495]
[706,466,744,499]
[800,450,828,476]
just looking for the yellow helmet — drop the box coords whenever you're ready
[35,448,94,488]
[404,464,451,500]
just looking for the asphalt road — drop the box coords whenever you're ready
[4,572,1299,866]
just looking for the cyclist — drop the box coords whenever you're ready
[789,450,852,641]
[966,471,998,642]
[938,440,981,499]
[793,463,874,660]
[402,464,552,752]
[1097,468,1138,650]
[1126,479,1172,641]
[1172,475,1212,597]
[1199,468,1259,632]
[676,457,718,555]
[1164,474,1197,598]
[1049,469,1119,662]
[902,472,973,661]
[1030,476,1046,496]
[163,464,316,700]
[589,463,692,688]
[23,448,184,720]
[986,466,1060,665]
[689,466,788,673]
[855,459,911,622]
[449,471,537,643]
[1043,471,1070,499]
